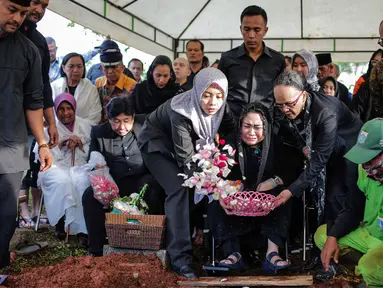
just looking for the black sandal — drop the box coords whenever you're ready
[218,252,246,271]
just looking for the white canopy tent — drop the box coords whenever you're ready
[49,0,383,62]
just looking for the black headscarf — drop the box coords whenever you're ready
[130,55,179,114]
[320,76,339,98]
[226,103,272,190]
[363,49,383,81]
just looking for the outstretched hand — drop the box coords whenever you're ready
[274,189,293,208]
[321,236,339,271]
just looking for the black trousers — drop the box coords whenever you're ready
[82,173,164,255]
[0,172,23,269]
[142,151,193,268]
[208,187,292,257]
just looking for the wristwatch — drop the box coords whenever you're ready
[271,176,282,186]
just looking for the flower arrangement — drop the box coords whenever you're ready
[111,184,149,215]
[89,168,120,206]
[178,140,243,201]
[178,140,277,217]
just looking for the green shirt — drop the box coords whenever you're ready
[357,165,383,240]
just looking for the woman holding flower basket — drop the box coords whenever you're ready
[207,104,292,273]
[138,68,236,279]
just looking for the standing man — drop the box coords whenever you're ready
[173,57,192,91]
[379,20,383,46]
[18,0,58,226]
[128,58,144,83]
[0,0,53,269]
[87,40,136,84]
[186,39,204,86]
[46,36,99,82]
[218,5,285,118]
[316,53,351,107]
[95,47,136,122]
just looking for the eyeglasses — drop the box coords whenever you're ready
[378,38,383,47]
[274,91,304,110]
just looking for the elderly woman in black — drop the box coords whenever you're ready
[138,68,236,279]
[208,104,291,273]
[130,55,181,115]
[273,71,365,272]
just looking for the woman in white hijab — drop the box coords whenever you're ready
[292,49,321,92]
[138,68,236,279]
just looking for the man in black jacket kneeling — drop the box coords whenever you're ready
[82,97,164,256]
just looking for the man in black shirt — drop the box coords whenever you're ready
[186,39,204,86]
[19,0,58,226]
[173,57,192,91]
[0,0,53,269]
[218,5,285,118]
[82,97,163,256]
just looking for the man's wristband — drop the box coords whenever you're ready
[38,144,49,152]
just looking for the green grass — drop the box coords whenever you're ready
[0,228,88,275]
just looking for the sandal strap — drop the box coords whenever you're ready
[220,252,242,264]
[266,251,280,262]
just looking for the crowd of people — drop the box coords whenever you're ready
[0,0,383,286]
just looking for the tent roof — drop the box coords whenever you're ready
[49,0,383,62]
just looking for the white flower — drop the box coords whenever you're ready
[177,173,188,180]
[230,199,238,206]
[221,167,231,178]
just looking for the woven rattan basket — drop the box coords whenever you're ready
[105,213,166,250]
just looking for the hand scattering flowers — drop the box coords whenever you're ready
[89,167,119,206]
[178,141,242,201]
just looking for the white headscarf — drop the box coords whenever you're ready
[171,67,228,145]
[293,49,321,91]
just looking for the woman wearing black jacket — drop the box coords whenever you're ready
[208,104,291,273]
[138,68,236,279]
[129,55,181,115]
[273,71,365,271]
[351,60,383,122]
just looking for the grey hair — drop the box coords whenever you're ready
[45,36,56,47]
[274,70,307,91]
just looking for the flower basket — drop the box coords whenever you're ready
[223,191,276,217]
[105,213,166,250]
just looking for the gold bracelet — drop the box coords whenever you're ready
[38,144,49,152]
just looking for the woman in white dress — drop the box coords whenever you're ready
[36,93,93,237]
[51,53,102,124]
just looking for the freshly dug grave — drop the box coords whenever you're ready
[7,253,180,288]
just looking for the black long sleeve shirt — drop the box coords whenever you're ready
[218,43,285,118]
[20,19,54,110]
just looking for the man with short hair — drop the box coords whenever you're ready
[46,36,99,82]
[87,40,136,84]
[19,0,58,227]
[314,118,383,287]
[316,53,351,107]
[173,57,192,91]
[218,5,285,118]
[0,0,53,269]
[128,58,144,83]
[186,39,204,85]
[95,47,136,122]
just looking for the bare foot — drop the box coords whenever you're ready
[193,229,203,246]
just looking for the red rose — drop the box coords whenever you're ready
[219,139,226,146]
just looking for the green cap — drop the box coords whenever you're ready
[344,119,383,164]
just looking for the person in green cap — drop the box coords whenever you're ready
[314,118,383,287]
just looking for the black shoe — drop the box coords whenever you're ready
[172,265,197,280]
[302,256,321,271]
[315,259,340,281]
[77,233,88,249]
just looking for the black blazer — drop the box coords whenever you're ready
[277,92,363,197]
